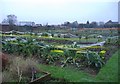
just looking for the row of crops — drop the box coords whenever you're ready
[2,37,107,69]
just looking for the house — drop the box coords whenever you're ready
[105,20,118,25]
[18,21,35,26]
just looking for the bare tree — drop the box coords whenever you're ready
[7,14,17,25]
[2,14,17,30]
[7,14,17,30]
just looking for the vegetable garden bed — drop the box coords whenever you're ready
[1,32,119,77]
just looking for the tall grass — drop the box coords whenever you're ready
[2,56,40,82]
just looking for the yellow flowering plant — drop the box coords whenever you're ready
[99,50,106,60]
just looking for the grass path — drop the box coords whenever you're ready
[95,50,119,82]
[38,64,97,82]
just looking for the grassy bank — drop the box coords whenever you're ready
[95,50,119,82]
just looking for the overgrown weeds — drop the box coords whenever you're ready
[2,56,40,83]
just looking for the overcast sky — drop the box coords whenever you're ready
[0,0,119,25]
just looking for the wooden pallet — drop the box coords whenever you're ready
[29,71,51,84]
